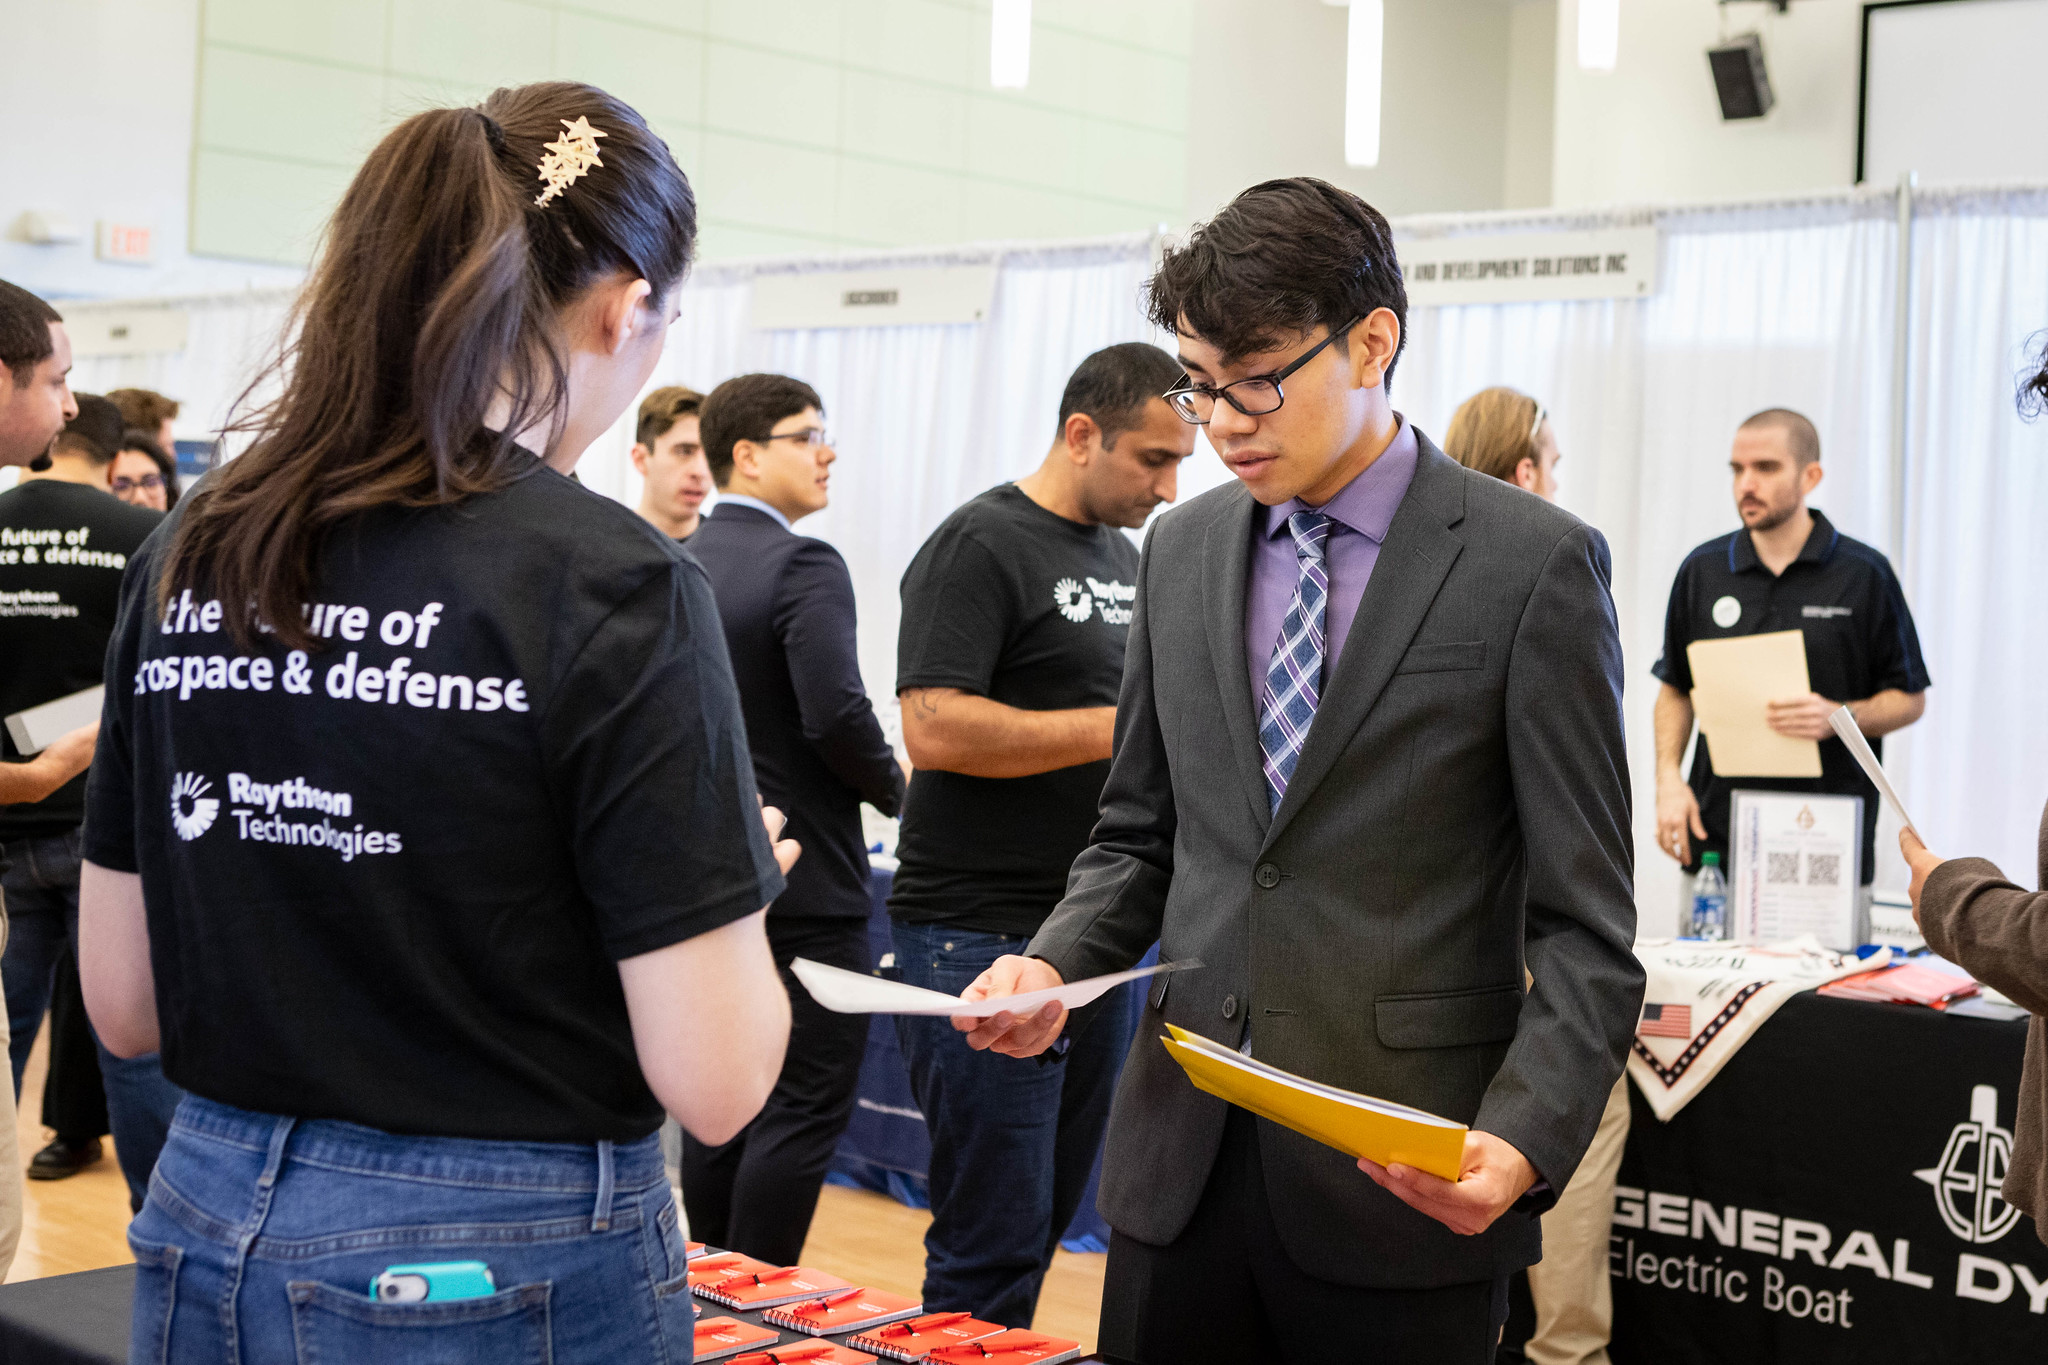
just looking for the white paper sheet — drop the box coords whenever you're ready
[4,685,102,755]
[790,956,1199,1017]
[1827,705,1918,833]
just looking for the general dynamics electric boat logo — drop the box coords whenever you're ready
[1915,1084,2021,1244]
[170,772,219,841]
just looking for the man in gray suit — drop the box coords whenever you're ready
[958,179,1643,1361]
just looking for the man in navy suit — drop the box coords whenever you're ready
[681,373,907,1263]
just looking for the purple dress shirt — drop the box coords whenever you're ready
[1245,417,1420,708]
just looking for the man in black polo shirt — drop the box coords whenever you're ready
[1652,408,1930,896]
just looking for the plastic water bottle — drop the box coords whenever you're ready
[1692,851,1728,941]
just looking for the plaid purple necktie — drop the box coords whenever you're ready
[1257,510,1331,813]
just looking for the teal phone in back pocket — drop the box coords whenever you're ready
[370,1261,496,1303]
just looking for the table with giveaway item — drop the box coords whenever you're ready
[0,1246,1109,1365]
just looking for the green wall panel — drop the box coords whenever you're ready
[191,0,1188,265]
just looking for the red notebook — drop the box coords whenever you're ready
[693,1316,781,1361]
[848,1313,1006,1361]
[695,1265,856,1310]
[726,1344,879,1365]
[686,1242,710,1260]
[689,1252,778,1293]
[925,1330,1083,1364]
[764,1285,923,1335]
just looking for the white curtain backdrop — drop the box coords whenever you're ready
[1397,194,1904,931]
[61,289,292,448]
[1894,189,2048,897]
[580,236,1174,696]
[43,187,2048,934]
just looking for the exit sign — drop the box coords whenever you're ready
[95,222,155,265]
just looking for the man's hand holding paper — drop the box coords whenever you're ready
[1359,1130,1540,1238]
[1764,690,1839,741]
[954,954,1068,1056]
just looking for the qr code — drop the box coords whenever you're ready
[1807,854,1841,887]
[1767,852,1801,884]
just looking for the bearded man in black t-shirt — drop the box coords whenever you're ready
[889,343,1193,1326]
[0,394,184,1211]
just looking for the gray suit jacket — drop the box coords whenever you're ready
[1028,434,1643,1288]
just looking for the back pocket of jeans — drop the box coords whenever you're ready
[286,1279,552,1365]
[127,1233,183,1365]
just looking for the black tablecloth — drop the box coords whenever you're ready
[1611,992,2043,1362]
[0,1264,131,1365]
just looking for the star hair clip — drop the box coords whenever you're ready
[534,116,607,209]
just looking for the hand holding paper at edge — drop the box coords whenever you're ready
[1685,630,1822,778]
[1828,704,1917,833]
[788,956,1198,1017]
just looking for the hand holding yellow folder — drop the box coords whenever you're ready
[1159,1025,1467,1181]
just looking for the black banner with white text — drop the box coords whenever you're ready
[1612,993,2043,1361]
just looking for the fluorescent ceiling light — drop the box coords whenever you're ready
[1344,0,1383,168]
[1579,0,1620,71]
[991,0,1030,90]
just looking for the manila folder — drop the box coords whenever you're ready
[1160,1025,1466,1181]
[1685,629,1822,778]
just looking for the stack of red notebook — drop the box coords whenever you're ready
[764,1285,923,1335]
[849,1313,1007,1361]
[926,1330,1083,1364]
[695,1265,856,1311]
[692,1316,781,1362]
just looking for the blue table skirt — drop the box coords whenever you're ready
[827,866,1153,1255]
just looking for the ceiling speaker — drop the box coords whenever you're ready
[1707,33,1774,121]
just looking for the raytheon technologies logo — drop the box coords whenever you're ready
[1916,1084,2021,1244]
[170,773,219,841]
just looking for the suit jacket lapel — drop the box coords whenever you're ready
[1200,488,1273,835]
[1264,442,1468,848]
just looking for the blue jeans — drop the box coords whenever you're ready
[1,832,184,1209]
[890,921,1134,1327]
[127,1097,692,1365]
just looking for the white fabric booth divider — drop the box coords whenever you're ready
[55,187,2048,934]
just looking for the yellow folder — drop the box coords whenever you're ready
[1160,1024,1468,1182]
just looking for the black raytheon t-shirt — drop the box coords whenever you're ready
[83,455,785,1144]
[891,484,1139,936]
[0,480,162,840]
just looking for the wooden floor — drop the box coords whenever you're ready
[7,1028,135,1283]
[3,1032,1107,1348]
[799,1183,1106,1350]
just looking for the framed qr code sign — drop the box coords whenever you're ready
[1730,790,1863,950]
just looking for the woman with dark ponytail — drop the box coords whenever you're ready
[77,83,796,1362]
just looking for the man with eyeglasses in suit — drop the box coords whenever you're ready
[959,180,1640,1361]
[680,373,905,1266]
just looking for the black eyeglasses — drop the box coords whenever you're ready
[754,427,831,448]
[111,473,164,494]
[1163,319,1361,425]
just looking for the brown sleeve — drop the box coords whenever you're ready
[1920,857,2048,1015]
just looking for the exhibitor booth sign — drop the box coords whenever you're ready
[1610,992,2040,1362]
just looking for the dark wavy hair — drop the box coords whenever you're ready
[1147,177,1408,380]
[699,374,822,486]
[2021,332,2048,420]
[162,81,697,650]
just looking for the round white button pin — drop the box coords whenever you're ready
[1712,595,1741,629]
